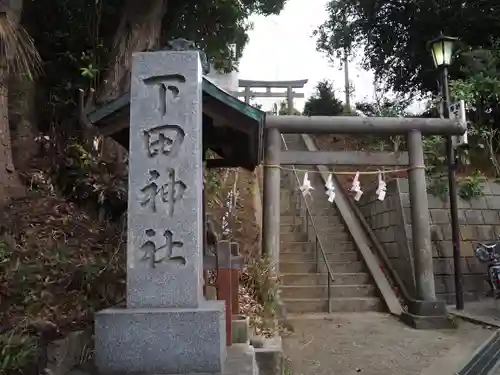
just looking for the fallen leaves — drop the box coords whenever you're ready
[0,193,125,335]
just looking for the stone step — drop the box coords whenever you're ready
[280,231,349,243]
[280,251,359,263]
[280,241,356,253]
[280,241,311,252]
[280,285,376,299]
[281,215,343,226]
[280,224,304,234]
[310,224,348,233]
[316,233,352,243]
[280,216,303,225]
[280,223,346,234]
[279,261,365,274]
[280,232,308,242]
[280,209,340,219]
[280,272,371,286]
[282,297,384,313]
[281,207,343,216]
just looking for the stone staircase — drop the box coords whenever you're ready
[279,134,384,314]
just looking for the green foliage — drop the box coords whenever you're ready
[355,97,410,118]
[422,135,446,173]
[0,239,9,264]
[468,124,500,177]
[423,134,451,199]
[426,171,486,201]
[284,358,293,375]
[315,0,500,94]
[303,80,343,116]
[449,48,500,177]
[450,48,500,103]
[54,140,127,217]
[23,0,122,126]
[0,332,37,374]
[354,93,410,152]
[22,0,288,131]
[204,171,222,198]
[80,64,99,79]
[458,173,486,200]
[204,151,223,199]
[164,0,287,73]
[423,136,486,200]
[278,100,301,115]
[426,174,449,200]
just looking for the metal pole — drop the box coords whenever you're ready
[407,130,436,301]
[442,66,464,310]
[344,48,351,112]
[327,274,331,313]
[315,237,319,273]
[262,128,281,275]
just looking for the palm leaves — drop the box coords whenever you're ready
[0,11,41,80]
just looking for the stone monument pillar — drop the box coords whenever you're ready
[95,51,226,374]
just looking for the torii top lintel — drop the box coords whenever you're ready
[238,79,308,89]
[265,115,466,136]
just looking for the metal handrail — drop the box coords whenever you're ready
[281,135,335,313]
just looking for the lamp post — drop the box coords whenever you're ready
[429,33,464,311]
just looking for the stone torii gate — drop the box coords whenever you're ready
[235,79,308,109]
[261,115,466,325]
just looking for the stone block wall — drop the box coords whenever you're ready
[358,179,416,297]
[359,179,500,304]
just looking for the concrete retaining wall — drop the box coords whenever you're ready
[358,179,500,304]
[358,179,416,297]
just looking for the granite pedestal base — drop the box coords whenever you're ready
[400,311,457,329]
[95,301,226,374]
[400,299,457,329]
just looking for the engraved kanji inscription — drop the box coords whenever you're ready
[139,229,186,268]
[143,125,185,158]
[139,168,186,216]
[143,74,186,117]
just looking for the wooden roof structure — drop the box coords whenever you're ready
[84,76,265,171]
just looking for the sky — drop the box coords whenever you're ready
[237,0,375,112]
[236,0,427,114]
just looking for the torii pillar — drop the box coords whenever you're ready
[261,115,466,327]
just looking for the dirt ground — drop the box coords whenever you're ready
[283,312,493,375]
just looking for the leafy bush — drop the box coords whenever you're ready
[0,331,37,375]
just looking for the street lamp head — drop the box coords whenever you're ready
[0,1,7,15]
[428,33,458,68]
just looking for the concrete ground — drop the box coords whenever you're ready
[448,298,500,328]
[283,312,494,375]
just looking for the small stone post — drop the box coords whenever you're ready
[95,51,226,374]
[230,242,241,314]
[217,241,234,346]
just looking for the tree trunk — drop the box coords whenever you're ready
[91,0,167,176]
[9,76,38,173]
[98,0,168,103]
[0,1,27,206]
[0,65,25,206]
